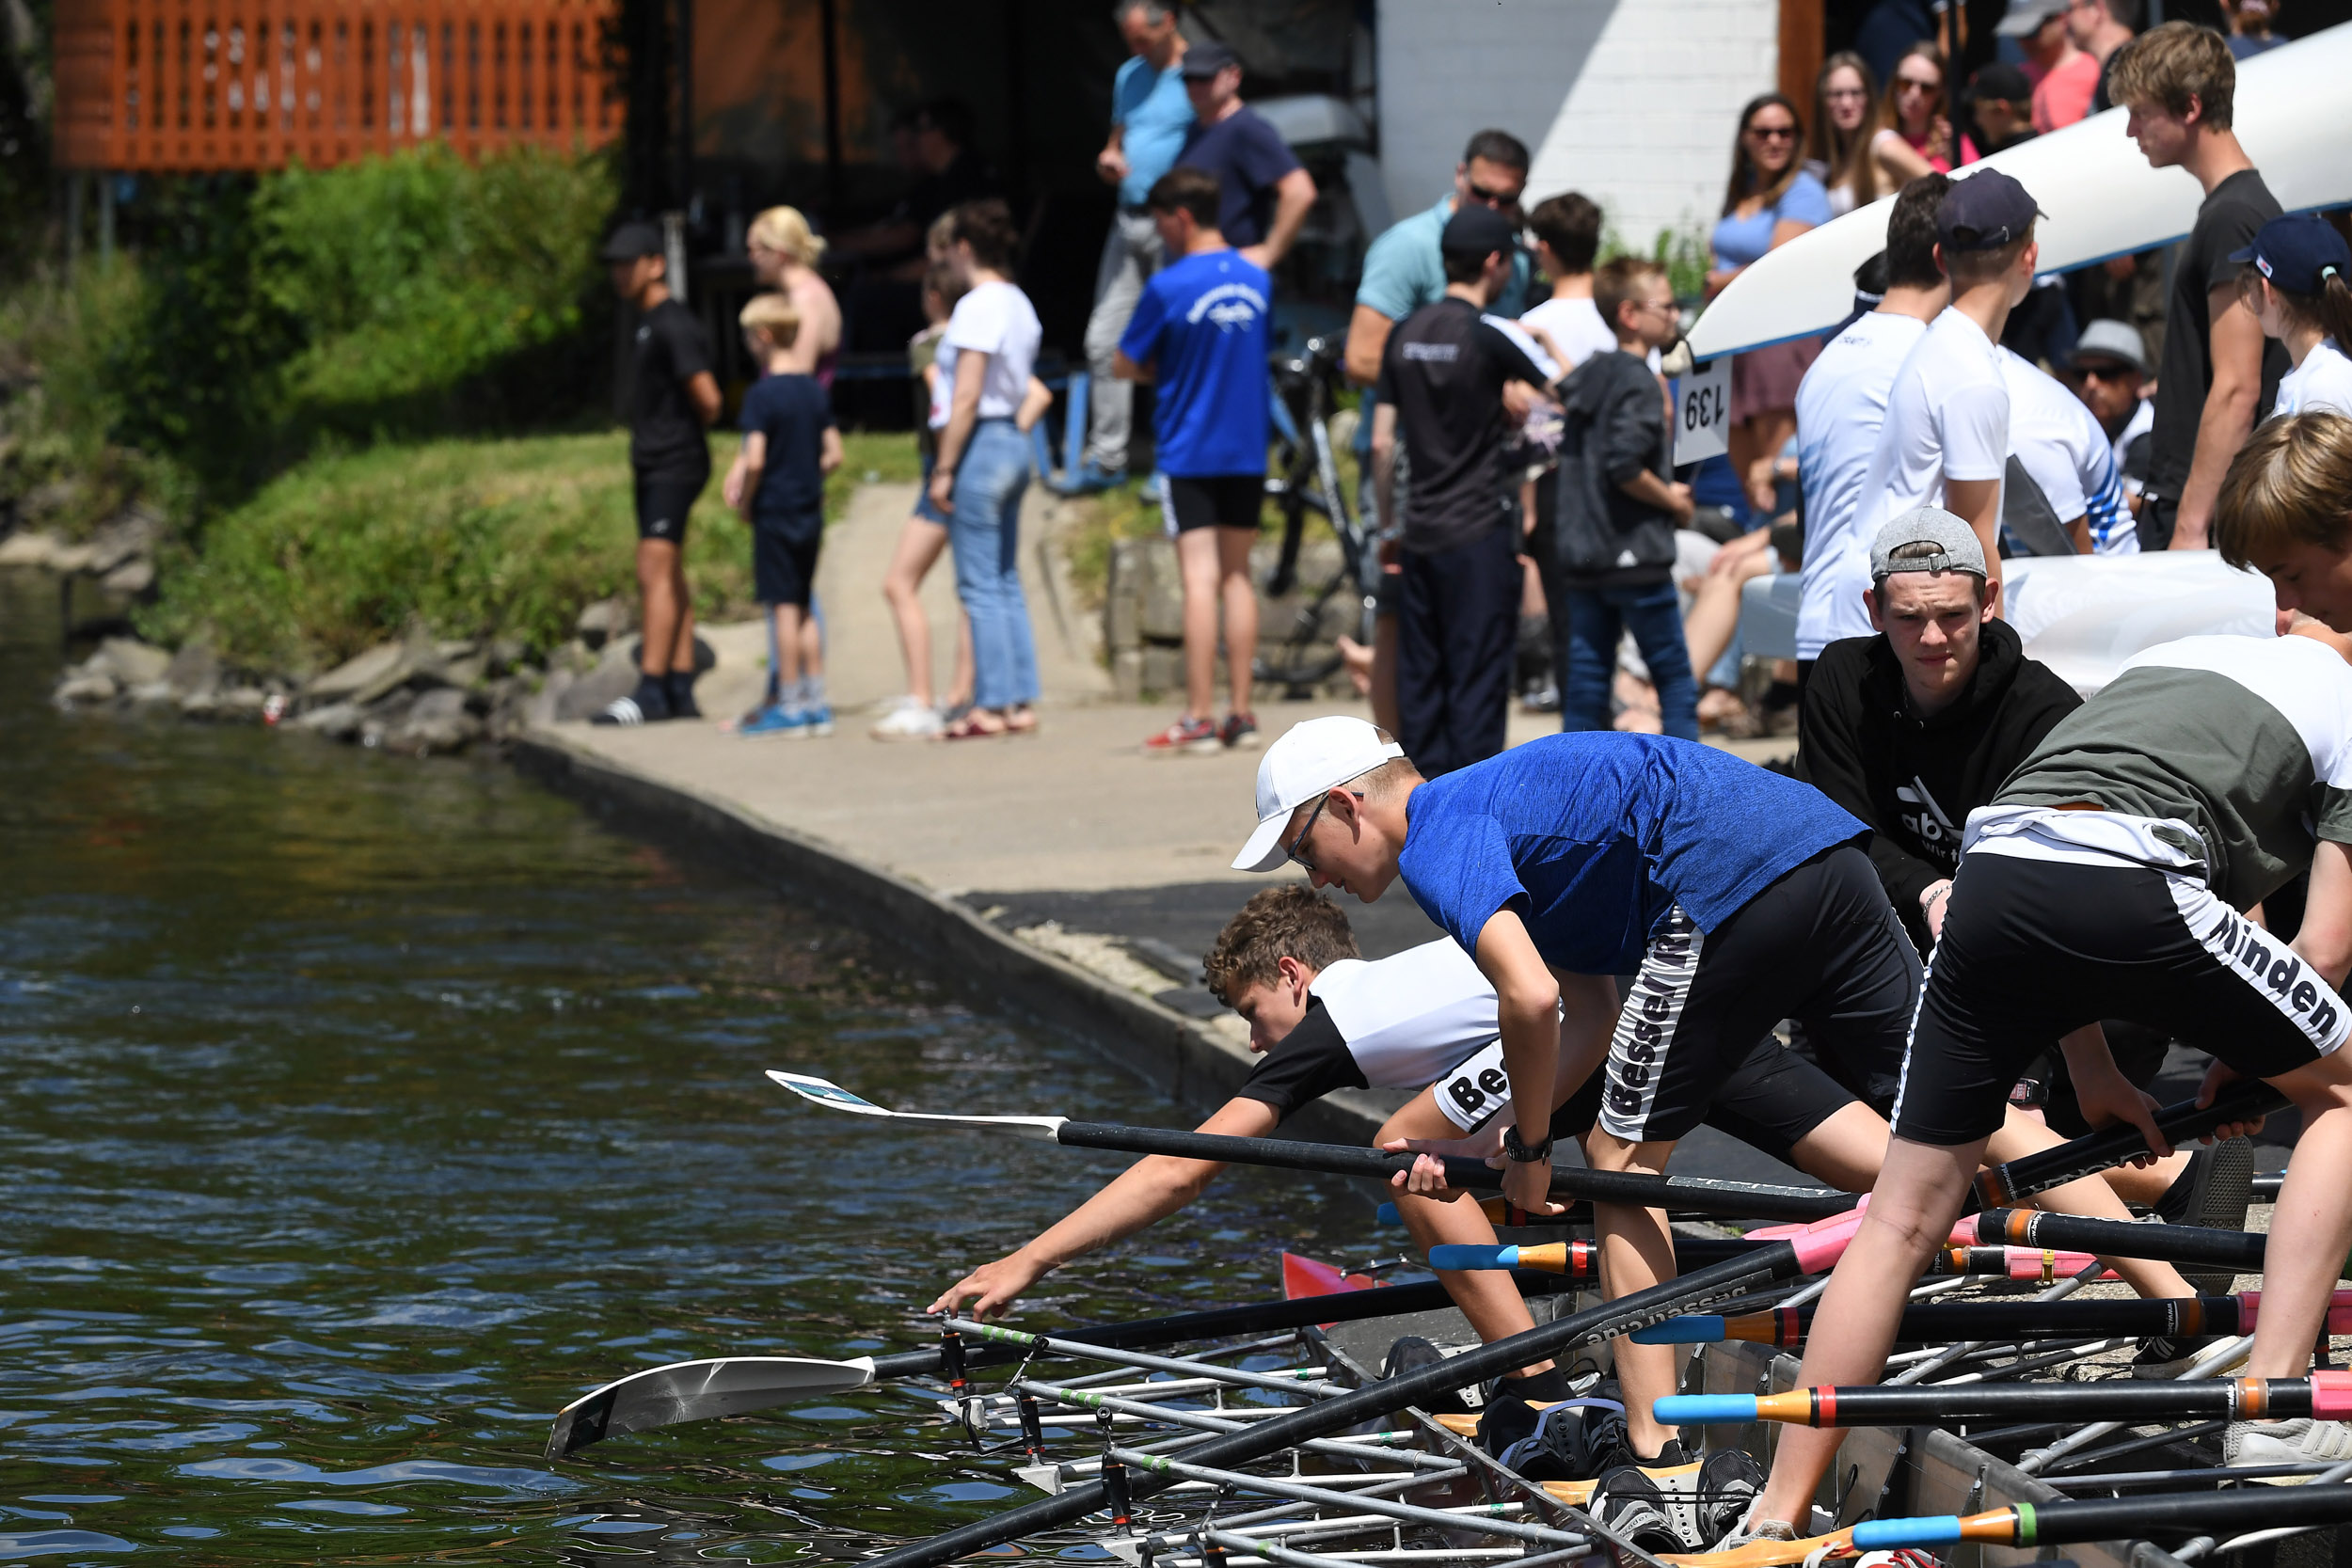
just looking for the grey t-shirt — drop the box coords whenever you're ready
[1998,634,2352,910]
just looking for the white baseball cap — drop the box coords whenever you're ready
[1232,717,1405,873]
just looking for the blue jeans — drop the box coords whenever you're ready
[948,420,1041,709]
[1561,579,1699,742]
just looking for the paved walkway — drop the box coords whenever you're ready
[533,480,1825,1181]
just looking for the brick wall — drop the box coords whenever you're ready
[1375,0,1779,263]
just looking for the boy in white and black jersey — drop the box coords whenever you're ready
[931,885,1889,1412]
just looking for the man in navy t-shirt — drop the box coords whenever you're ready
[1117,166,1274,754]
[1232,719,1931,1465]
[1174,41,1315,271]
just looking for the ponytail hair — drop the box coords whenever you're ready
[2247,263,2352,353]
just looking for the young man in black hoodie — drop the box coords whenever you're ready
[1552,257,1697,739]
[1795,507,2238,1233]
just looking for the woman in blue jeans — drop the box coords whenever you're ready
[927,199,1045,738]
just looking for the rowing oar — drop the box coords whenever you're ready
[769,1070,1854,1223]
[1968,1206,2276,1272]
[1656,1370,2352,1429]
[856,1218,1867,1568]
[1843,1486,2352,1554]
[1634,1288,2352,1346]
[1976,1078,2285,1206]
[1930,1244,2110,1280]
[546,1268,1601,1458]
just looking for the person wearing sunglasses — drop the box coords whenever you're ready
[2063,319,2155,524]
[1343,128,1534,388]
[1867,40,1976,187]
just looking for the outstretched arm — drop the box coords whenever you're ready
[929,1096,1281,1319]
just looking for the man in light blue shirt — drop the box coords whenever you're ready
[1342,129,1535,388]
[1071,1,1195,492]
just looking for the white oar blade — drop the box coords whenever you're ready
[765,1069,1067,1141]
[547,1354,879,1458]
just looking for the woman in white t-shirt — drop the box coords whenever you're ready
[927,199,1047,739]
[2236,213,2352,421]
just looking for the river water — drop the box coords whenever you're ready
[0,572,1382,1563]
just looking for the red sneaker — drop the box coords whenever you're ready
[1143,716,1222,755]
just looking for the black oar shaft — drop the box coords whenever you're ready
[861,1237,1820,1568]
[1973,1207,2269,1271]
[1981,1485,2352,1548]
[1977,1080,2285,1206]
[1737,1293,2246,1347]
[1053,1121,1853,1224]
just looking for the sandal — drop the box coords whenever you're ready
[941,712,1009,740]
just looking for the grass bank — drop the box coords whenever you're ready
[141,428,923,674]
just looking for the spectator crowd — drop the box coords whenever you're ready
[584,0,2352,778]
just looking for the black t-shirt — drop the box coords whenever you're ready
[2147,168,2289,498]
[1176,106,1301,247]
[629,297,714,472]
[1375,297,1551,553]
[1233,999,1364,1118]
[739,372,835,522]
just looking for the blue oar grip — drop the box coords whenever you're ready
[1652,1395,1756,1424]
[1375,1203,1402,1227]
[1853,1516,1963,1549]
[1631,1316,1725,1345]
[1428,1243,1515,1272]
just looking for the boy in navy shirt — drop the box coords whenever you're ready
[1115,166,1273,753]
[734,294,843,737]
[1232,719,2200,1465]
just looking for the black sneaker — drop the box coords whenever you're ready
[666,672,702,720]
[1590,1465,1695,1555]
[1694,1448,1765,1545]
[2131,1334,2221,1379]
[1380,1335,1468,1417]
[2156,1136,2255,1293]
[593,677,672,725]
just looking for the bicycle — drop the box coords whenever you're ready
[1256,334,1381,697]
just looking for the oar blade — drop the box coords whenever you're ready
[765,1070,1067,1141]
[546,1354,878,1459]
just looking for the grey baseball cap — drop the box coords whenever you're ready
[1870,506,1987,583]
[1994,0,2067,35]
[2070,319,2150,376]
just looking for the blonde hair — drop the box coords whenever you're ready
[2107,22,2236,128]
[2216,411,2352,569]
[747,206,827,267]
[1872,40,1948,146]
[739,292,803,351]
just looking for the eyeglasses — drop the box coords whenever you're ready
[1896,75,1941,95]
[1284,795,1332,872]
[2077,361,2137,382]
[1824,87,1870,102]
[1748,124,1799,140]
[1465,181,1522,211]
[1629,298,1677,317]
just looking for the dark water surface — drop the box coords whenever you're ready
[0,574,1381,1563]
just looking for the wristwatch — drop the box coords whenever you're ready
[1502,1122,1554,1164]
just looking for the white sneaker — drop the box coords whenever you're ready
[2225,1418,2352,1474]
[870,702,944,740]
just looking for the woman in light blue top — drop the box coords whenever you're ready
[1708,92,1833,517]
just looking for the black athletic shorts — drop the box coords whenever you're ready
[754,515,820,609]
[1892,832,2350,1146]
[1162,474,1264,534]
[1552,1028,1861,1168]
[635,459,710,544]
[1596,844,1919,1145]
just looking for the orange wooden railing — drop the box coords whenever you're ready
[54,0,623,171]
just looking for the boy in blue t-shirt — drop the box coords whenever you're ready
[734,294,843,737]
[1115,166,1273,755]
[1232,719,2195,1465]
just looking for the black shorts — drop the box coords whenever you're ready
[1161,474,1263,534]
[1892,844,2349,1146]
[753,518,821,609]
[1597,844,1918,1145]
[635,461,710,544]
[1553,1029,1861,1168]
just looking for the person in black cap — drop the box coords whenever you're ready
[1173,41,1316,271]
[2233,212,2352,420]
[1850,168,2042,599]
[1966,62,2038,155]
[597,221,721,725]
[1369,203,1562,776]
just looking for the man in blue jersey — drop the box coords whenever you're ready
[1233,717,2196,1465]
[1069,0,1194,494]
[1117,167,1275,754]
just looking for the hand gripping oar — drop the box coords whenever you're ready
[1633,1288,2352,1347]
[1975,1078,2286,1206]
[547,1269,1605,1458]
[1846,1486,2352,1554]
[1656,1369,2352,1429]
[855,1218,1867,1568]
[769,1070,1855,1224]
